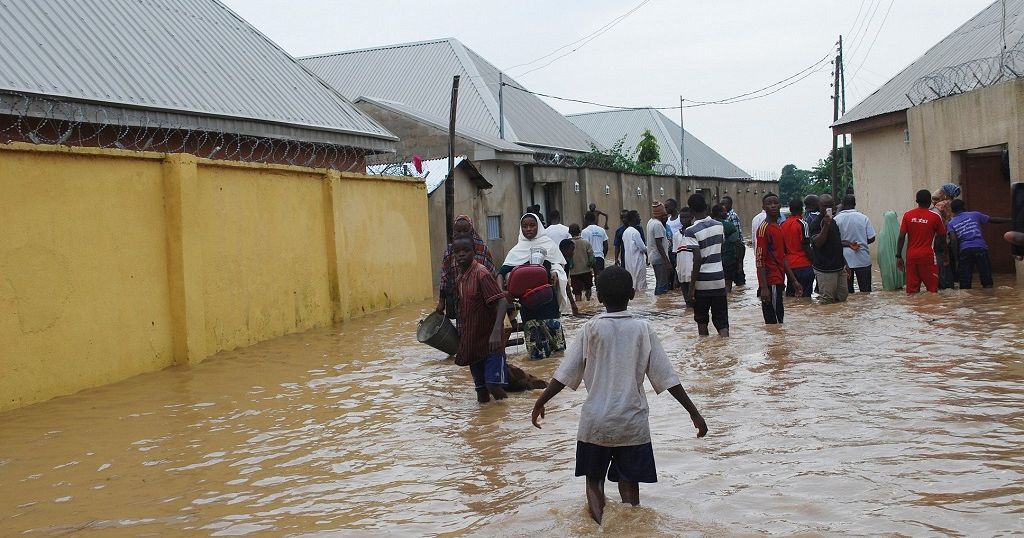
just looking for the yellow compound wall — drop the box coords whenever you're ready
[0,143,431,412]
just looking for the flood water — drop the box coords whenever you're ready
[2,261,1023,536]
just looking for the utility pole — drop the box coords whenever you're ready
[830,39,840,201]
[446,75,460,242]
[838,35,849,195]
[679,96,686,176]
[498,73,505,140]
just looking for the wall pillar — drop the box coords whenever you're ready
[322,170,350,322]
[162,154,207,366]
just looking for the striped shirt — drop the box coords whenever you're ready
[726,209,744,242]
[684,217,727,297]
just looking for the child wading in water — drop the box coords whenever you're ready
[531,266,708,524]
[453,235,511,403]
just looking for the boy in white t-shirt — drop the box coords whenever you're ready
[532,266,708,524]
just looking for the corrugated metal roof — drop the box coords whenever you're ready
[367,156,491,195]
[356,96,534,154]
[566,108,751,179]
[0,0,396,149]
[299,38,599,153]
[836,0,1024,126]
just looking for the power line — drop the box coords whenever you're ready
[677,49,834,106]
[499,49,832,111]
[504,0,651,76]
[846,0,884,62]
[849,0,896,81]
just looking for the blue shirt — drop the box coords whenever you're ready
[948,211,990,250]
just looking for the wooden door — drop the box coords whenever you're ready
[961,153,1014,273]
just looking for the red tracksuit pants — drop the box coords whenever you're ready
[906,257,938,293]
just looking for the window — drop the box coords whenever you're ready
[486,215,502,241]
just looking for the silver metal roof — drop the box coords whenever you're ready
[0,0,396,150]
[836,0,1024,127]
[566,108,751,179]
[355,96,534,155]
[299,38,599,153]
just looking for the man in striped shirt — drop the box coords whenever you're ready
[684,194,729,337]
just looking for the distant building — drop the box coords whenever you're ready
[300,38,601,260]
[834,0,1023,275]
[566,108,750,179]
[0,0,397,166]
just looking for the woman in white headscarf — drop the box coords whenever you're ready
[500,213,567,359]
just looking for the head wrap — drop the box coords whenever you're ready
[453,214,482,242]
[940,183,961,199]
[501,213,567,267]
[651,201,667,218]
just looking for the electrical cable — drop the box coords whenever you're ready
[504,0,651,75]
[499,49,832,110]
[849,0,896,81]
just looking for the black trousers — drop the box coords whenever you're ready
[693,295,729,331]
[958,247,994,288]
[847,266,872,293]
[761,284,785,324]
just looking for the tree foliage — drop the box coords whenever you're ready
[574,134,664,175]
[777,144,853,203]
[635,129,660,174]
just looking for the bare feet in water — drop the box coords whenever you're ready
[487,384,508,400]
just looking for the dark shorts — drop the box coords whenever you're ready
[593,257,606,271]
[570,272,593,295]
[575,441,657,483]
[723,260,738,284]
[693,294,729,330]
[469,352,508,389]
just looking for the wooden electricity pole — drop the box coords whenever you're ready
[830,41,841,201]
[446,75,460,242]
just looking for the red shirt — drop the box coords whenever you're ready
[780,216,812,269]
[455,260,506,366]
[900,207,946,262]
[756,220,787,286]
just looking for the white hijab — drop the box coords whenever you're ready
[502,213,567,267]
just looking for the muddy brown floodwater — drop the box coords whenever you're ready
[2,263,1023,536]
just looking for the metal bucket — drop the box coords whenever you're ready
[417,311,460,356]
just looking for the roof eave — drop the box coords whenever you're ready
[832,109,908,136]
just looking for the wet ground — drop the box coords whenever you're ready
[2,262,1023,536]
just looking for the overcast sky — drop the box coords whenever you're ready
[222,0,993,177]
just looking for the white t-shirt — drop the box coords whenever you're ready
[553,312,681,447]
[581,224,609,259]
[834,209,876,269]
[673,229,694,282]
[546,223,571,246]
[667,216,683,238]
[646,218,668,264]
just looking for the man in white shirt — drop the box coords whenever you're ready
[833,194,876,293]
[646,202,671,295]
[581,210,609,278]
[545,210,571,245]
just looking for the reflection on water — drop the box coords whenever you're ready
[1,264,1023,536]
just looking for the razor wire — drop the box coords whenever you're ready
[906,47,1024,107]
[0,91,373,172]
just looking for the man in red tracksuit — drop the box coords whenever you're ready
[897,189,947,294]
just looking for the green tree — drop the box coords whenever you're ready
[778,164,813,203]
[634,129,660,174]
[574,137,637,172]
[811,143,853,196]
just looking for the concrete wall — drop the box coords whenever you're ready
[850,79,1023,275]
[850,123,914,235]
[908,79,1024,184]
[0,142,432,412]
[529,165,778,235]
